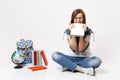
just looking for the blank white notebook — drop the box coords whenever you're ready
[70,23,84,36]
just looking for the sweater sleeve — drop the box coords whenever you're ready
[84,27,93,41]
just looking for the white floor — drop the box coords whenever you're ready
[0,49,120,80]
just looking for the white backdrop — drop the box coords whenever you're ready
[0,0,120,76]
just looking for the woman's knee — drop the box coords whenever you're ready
[51,51,62,61]
[86,56,102,69]
[91,56,102,69]
[51,51,58,59]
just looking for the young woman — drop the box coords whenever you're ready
[52,8,102,76]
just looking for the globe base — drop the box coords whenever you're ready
[14,64,23,69]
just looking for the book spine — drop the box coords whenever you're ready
[41,50,48,66]
[39,51,42,65]
[33,51,37,65]
[36,50,39,65]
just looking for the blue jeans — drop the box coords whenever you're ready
[52,51,102,72]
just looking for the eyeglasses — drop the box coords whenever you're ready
[74,17,83,19]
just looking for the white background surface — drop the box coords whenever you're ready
[0,0,120,80]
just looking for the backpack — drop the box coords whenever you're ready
[17,39,34,64]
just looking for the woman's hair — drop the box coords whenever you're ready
[70,9,86,24]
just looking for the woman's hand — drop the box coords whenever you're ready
[69,24,75,30]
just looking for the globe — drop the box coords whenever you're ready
[11,51,25,69]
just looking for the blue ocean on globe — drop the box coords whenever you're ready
[12,51,24,64]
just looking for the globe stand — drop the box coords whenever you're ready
[14,63,23,69]
[11,51,24,69]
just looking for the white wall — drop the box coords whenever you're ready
[0,0,120,66]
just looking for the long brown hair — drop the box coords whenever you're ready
[70,9,86,24]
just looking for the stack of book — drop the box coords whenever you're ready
[28,50,48,71]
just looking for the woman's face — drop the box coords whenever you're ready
[74,13,84,23]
